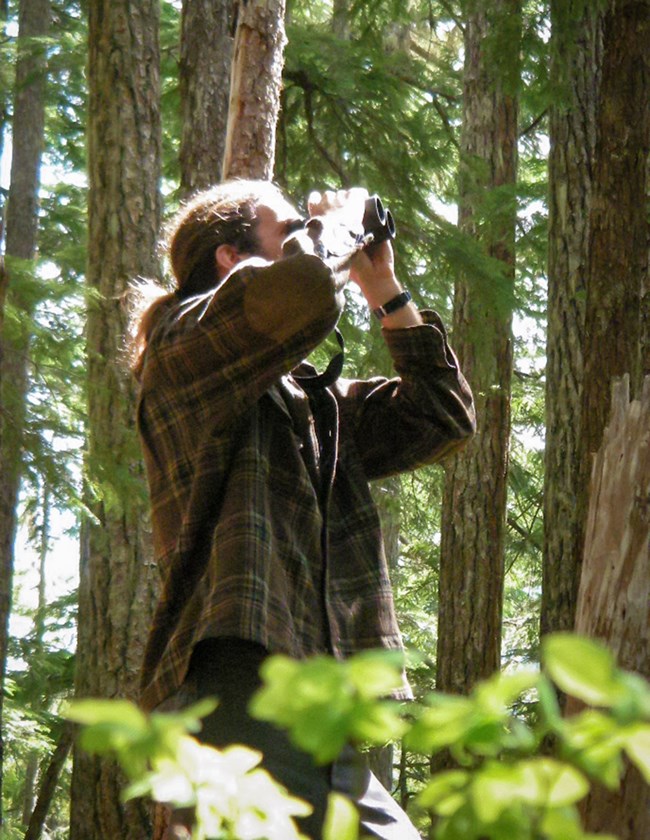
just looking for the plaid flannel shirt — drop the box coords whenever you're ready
[136,248,475,712]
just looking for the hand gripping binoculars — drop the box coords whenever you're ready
[293,193,396,261]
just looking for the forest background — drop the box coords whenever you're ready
[0,0,648,838]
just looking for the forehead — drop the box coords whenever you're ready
[255,193,298,223]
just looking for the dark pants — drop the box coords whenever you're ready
[170,638,420,840]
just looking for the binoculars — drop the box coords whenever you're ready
[295,193,396,260]
[362,195,396,248]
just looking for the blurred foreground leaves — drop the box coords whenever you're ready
[65,634,650,840]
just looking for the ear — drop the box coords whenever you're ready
[215,244,244,277]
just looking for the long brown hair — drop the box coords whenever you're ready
[129,179,285,379]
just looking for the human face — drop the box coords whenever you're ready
[253,197,305,262]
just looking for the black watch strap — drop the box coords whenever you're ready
[372,289,412,320]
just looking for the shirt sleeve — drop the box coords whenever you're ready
[334,311,476,480]
[140,250,344,429]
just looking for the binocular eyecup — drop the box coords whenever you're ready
[362,195,396,248]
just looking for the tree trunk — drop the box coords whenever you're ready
[0,0,49,824]
[331,0,349,39]
[369,478,400,793]
[222,0,287,180]
[21,754,40,828]
[569,375,650,838]
[579,0,650,459]
[20,483,50,828]
[0,0,10,277]
[436,1,520,699]
[69,1,161,838]
[179,0,234,196]
[541,1,602,645]
[566,2,650,710]
[23,722,74,840]
[366,744,394,795]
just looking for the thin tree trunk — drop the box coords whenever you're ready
[222,0,287,180]
[331,0,349,39]
[21,755,40,828]
[20,484,50,826]
[23,722,74,840]
[568,376,650,838]
[0,0,50,823]
[436,0,520,700]
[369,478,400,793]
[179,0,234,196]
[541,0,602,645]
[69,1,161,838]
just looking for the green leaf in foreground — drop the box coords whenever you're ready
[250,652,405,763]
[64,698,148,729]
[63,697,218,781]
[542,634,624,708]
[418,769,469,816]
[623,724,650,784]
[323,792,359,840]
[516,757,589,807]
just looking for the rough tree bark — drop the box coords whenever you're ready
[569,376,650,838]
[179,0,234,196]
[0,0,49,823]
[541,0,602,643]
[568,10,649,834]
[569,0,650,732]
[436,0,520,700]
[222,0,287,180]
[69,1,161,838]
[0,0,10,285]
[579,0,649,454]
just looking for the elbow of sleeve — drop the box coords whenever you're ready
[447,375,476,441]
[285,254,343,334]
[437,393,476,448]
[429,403,475,463]
[294,254,340,302]
[243,254,342,342]
[460,402,477,438]
[454,402,477,443]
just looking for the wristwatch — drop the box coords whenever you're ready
[372,290,412,320]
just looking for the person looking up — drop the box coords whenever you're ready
[131,180,476,839]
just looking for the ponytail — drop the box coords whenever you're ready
[126,279,176,381]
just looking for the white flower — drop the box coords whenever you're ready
[232,766,312,840]
[146,737,312,840]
